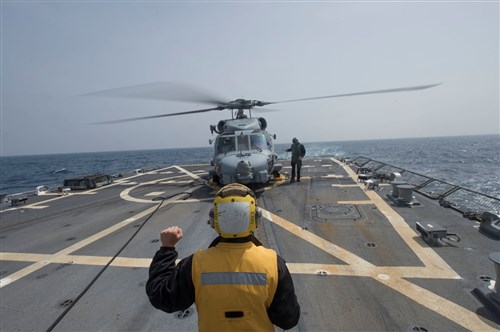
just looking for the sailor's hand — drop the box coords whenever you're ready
[160,226,183,247]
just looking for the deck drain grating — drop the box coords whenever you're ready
[478,275,494,283]
[59,299,74,307]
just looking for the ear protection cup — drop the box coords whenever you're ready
[208,208,215,227]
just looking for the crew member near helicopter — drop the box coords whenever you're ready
[146,183,300,331]
[286,137,306,182]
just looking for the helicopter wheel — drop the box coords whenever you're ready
[212,174,221,185]
[272,171,285,182]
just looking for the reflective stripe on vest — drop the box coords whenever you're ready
[192,242,278,332]
[201,272,267,285]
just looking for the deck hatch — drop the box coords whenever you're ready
[310,204,362,221]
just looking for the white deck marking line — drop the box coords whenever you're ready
[170,198,213,203]
[145,192,165,197]
[0,166,181,213]
[160,180,195,184]
[178,163,209,167]
[331,184,359,187]
[120,174,200,203]
[263,209,490,331]
[0,194,88,212]
[322,174,345,178]
[120,165,209,204]
[173,165,207,183]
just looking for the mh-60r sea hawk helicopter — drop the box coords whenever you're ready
[90,82,440,185]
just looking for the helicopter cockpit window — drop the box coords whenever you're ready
[237,135,250,151]
[250,133,270,151]
[217,136,236,154]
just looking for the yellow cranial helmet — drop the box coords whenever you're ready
[209,183,261,238]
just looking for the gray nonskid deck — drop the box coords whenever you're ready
[0,159,498,331]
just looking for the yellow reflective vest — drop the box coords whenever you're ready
[192,241,278,331]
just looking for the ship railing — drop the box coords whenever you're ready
[350,156,500,217]
[0,184,63,207]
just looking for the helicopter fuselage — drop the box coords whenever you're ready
[209,117,282,184]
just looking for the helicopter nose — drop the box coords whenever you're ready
[219,154,270,184]
[236,160,253,183]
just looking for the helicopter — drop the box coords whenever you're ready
[90,82,440,185]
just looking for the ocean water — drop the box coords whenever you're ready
[1,135,499,198]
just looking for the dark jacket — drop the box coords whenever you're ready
[146,236,300,330]
[286,143,306,162]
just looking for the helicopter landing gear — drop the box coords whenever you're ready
[212,174,222,185]
[272,171,285,182]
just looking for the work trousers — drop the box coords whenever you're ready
[291,160,302,180]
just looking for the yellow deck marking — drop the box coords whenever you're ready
[264,209,490,331]
[1,161,494,330]
[0,253,170,268]
[0,166,207,288]
[262,210,373,268]
[1,209,147,288]
[0,253,51,262]
[332,157,457,270]
[337,200,373,205]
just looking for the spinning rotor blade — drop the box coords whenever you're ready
[265,83,441,105]
[84,81,228,105]
[88,82,440,125]
[91,106,223,124]
[252,108,281,113]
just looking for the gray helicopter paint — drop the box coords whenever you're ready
[211,125,279,184]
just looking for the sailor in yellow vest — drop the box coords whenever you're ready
[146,183,300,331]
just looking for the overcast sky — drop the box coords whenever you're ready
[1,1,498,156]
